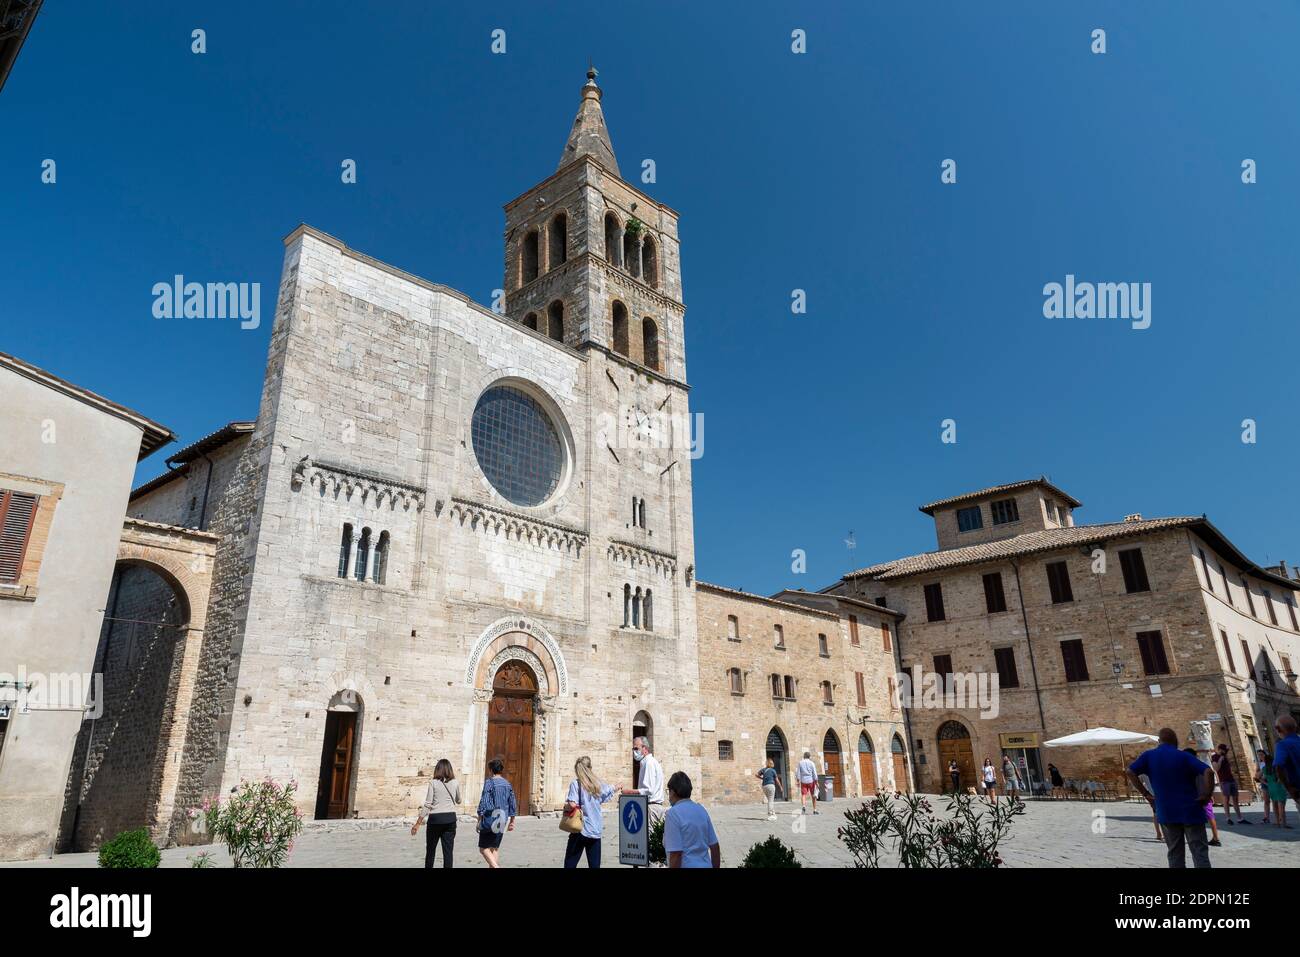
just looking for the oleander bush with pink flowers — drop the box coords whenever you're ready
[191,779,304,868]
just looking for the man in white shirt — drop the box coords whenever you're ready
[796,750,820,815]
[663,771,720,868]
[622,736,667,827]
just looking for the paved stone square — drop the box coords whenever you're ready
[6,797,1298,868]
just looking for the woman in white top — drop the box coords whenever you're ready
[411,758,461,868]
[982,758,998,801]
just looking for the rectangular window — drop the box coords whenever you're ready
[818,633,829,657]
[881,621,892,652]
[1118,548,1150,594]
[900,666,914,705]
[729,668,744,694]
[1061,639,1089,682]
[874,595,887,608]
[1198,549,1215,593]
[1241,640,1257,682]
[773,624,785,649]
[718,740,733,761]
[1220,630,1235,674]
[990,498,1020,525]
[726,615,739,641]
[993,647,1019,688]
[856,672,866,706]
[1219,564,1234,606]
[1242,578,1257,616]
[784,676,796,700]
[1262,589,1279,625]
[933,654,954,691]
[924,582,946,622]
[1289,599,1299,631]
[1046,561,1074,604]
[822,681,834,705]
[0,490,40,584]
[849,614,859,645]
[770,674,782,698]
[1136,630,1171,676]
[983,572,1007,613]
[956,506,983,532]
[1282,656,1294,687]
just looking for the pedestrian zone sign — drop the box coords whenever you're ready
[619,793,649,866]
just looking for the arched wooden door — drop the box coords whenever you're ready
[486,661,537,812]
[823,730,845,799]
[765,727,789,801]
[937,721,975,792]
[891,734,910,793]
[857,732,877,795]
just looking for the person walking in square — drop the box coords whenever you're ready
[1210,743,1248,825]
[1001,754,1021,800]
[1126,728,1215,868]
[561,756,618,868]
[622,736,666,828]
[476,757,517,868]
[663,771,720,868]
[982,758,998,801]
[1255,749,1274,823]
[948,759,961,796]
[755,758,783,820]
[1273,715,1300,817]
[1260,753,1291,829]
[1184,748,1221,847]
[796,750,819,814]
[411,758,460,868]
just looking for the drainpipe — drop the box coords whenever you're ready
[1010,560,1048,732]
[197,453,216,531]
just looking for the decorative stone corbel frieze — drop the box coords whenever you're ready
[291,456,426,512]
[448,497,587,558]
[607,539,678,579]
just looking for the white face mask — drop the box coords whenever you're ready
[633,749,643,761]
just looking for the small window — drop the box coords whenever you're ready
[773,624,785,649]
[718,740,734,761]
[1046,561,1074,604]
[1219,563,1234,606]
[1118,548,1150,594]
[770,674,782,698]
[957,506,983,532]
[1262,588,1279,625]
[818,633,829,657]
[372,531,390,585]
[881,621,892,652]
[994,647,1019,688]
[1136,630,1170,676]
[848,614,860,645]
[821,680,834,705]
[990,498,1020,525]
[1241,639,1257,681]
[1283,656,1294,687]
[1220,630,1235,674]
[0,490,40,584]
[1241,578,1257,616]
[933,654,954,691]
[1061,639,1089,683]
[924,582,946,622]
[1289,598,1299,631]
[726,615,739,641]
[728,667,744,695]
[855,672,866,706]
[1198,549,1215,593]
[874,595,887,608]
[1045,502,1058,524]
[983,572,1007,613]
[337,523,354,579]
[783,675,796,700]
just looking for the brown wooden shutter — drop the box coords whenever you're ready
[0,491,38,584]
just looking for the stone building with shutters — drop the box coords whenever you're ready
[826,477,1300,797]
[695,583,910,804]
[0,351,175,860]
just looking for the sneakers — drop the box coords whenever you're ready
[1225,819,1234,825]
[767,814,777,821]
[1209,838,1222,847]
[813,810,820,815]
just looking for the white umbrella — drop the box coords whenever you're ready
[1043,727,1158,748]
[1042,726,1158,799]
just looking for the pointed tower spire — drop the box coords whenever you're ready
[558,64,619,176]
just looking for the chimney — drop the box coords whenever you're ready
[1124,513,1143,523]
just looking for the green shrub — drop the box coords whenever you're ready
[647,815,666,865]
[740,835,801,868]
[192,779,304,868]
[838,791,1023,868]
[97,828,161,869]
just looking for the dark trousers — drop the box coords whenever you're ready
[563,832,601,868]
[950,774,961,794]
[424,814,456,868]
[1162,822,1211,869]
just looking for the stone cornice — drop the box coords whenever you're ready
[449,497,588,556]
[291,456,426,512]
[607,539,678,578]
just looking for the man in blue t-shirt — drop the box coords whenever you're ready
[1274,715,1300,805]
[1127,727,1214,869]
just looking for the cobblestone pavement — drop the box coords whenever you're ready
[7,797,1298,868]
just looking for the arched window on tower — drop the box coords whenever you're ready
[644,589,653,631]
[547,300,564,342]
[623,583,631,628]
[642,318,660,372]
[523,312,538,331]
[604,212,621,267]
[354,527,371,581]
[611,301,628,356]
[522,230,539,285]
[623,231,640,279]
[338,523,353,579]
[372,531,390,585]
[641,236,659,288]
[638,498,646,529]
[632,587,642,629]
[548,212,567,268]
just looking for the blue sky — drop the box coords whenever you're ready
[4,1,1298,594]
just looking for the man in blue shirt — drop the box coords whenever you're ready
[1274,715,1300,804]
[1126,727,1214,868]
